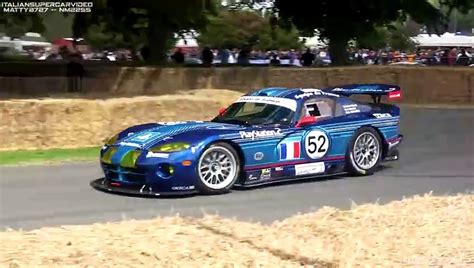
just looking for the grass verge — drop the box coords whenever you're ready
[0,147,100,166]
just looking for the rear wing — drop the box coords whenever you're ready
[323,84,402,104]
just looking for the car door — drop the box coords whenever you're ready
[275,97,342,177]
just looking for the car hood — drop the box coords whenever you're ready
[114,121,244,149]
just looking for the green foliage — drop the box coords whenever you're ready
[0,14,45,38]
[387,23,418,51]
[0,147,100,166]
[355,28,389,49]
[40,13,73,41]
[355,22,417,51]
[274,0,474,65]
[258,23,303,50]
[450,9,474,32]
[75,0,216,63]
[198,11,266,48]
[197,10,302,50]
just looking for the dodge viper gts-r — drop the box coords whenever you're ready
[91,84,403,196]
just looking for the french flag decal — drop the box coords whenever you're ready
[279,141,301,160]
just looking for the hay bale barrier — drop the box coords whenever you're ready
[0,89,242,151]
[1,194,473,267]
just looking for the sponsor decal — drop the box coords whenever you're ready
[372,113,392,118]
[295,162,325,176]
[146,152,169,158]
[247,173,259,181]
[135,133,154,141]
[304,130,329,159]
[171,185,195,191]
[130,132,161,142]
[235,96,297,111]
[239,128,283,140]
[272,166,284,176]
[295,89,339,99]
[332,86,390,92]
[260,168,271,180]
[279,141,301,160]
[118,142,142,148]
[343,104,360,114]
[254,152,264,160]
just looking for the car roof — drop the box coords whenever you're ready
[246,87,341,100]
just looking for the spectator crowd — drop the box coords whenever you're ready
[3,43,473,67]
[169,46,474,66]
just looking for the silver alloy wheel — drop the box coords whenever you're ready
[353,132,380,169]
[198,146,237,190]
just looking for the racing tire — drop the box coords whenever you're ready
[195,142,241,195]
[346,127,383,176]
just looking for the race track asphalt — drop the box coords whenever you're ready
[1,107,473,230]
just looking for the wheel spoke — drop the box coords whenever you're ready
[218,154,226,161]
[204,172,211,182]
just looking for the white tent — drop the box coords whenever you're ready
[411,32,474,48]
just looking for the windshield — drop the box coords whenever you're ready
[212,102,295,126]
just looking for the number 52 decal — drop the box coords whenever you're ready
[304,130,330,159]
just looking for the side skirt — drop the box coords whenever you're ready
[235,161,347,188]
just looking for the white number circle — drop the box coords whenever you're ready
[304,130,329,159]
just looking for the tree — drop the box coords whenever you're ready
[274,0,474,65]
[74,0,216,64]
[197,10,267,49]
[197,10,302,50]
[0,13,45,38]
[355,22,418,51]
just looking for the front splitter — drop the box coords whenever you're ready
[90,178,198,197]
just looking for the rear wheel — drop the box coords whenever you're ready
[196,142,240,195]
[346,127,382,176]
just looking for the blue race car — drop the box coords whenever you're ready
[91,84,403,196]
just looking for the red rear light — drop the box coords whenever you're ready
[388,90,401,99]
[111,182,121,186]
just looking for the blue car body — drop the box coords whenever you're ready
[91,84,403,196]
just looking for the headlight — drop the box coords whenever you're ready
[149,142,190,153]
[105,134,119,146]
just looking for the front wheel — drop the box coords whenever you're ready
[196,142,240,195]
[346,127,382,176]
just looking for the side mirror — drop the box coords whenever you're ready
[218,107,227,115]
[295,115,317,128]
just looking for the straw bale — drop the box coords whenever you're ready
[1,193,473,267]
[0,89,242,151]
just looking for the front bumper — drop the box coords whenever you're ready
[94,144,201,196]
[91,178,197,197]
